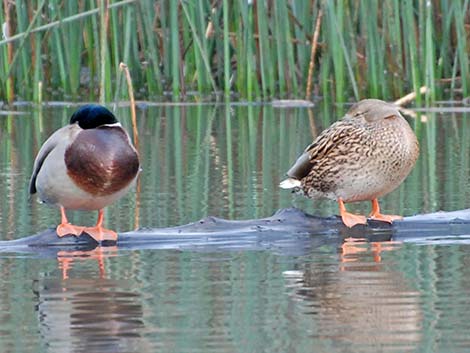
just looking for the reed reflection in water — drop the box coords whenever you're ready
[0,104,469,352]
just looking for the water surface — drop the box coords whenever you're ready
[0,103,469,352]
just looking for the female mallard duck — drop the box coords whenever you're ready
[280,99,419,228]
[29,104,140,242]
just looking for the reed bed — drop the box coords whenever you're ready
[0,0,469,103]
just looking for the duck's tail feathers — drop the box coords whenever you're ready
[279,178,301,189]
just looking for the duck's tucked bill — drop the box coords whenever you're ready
[279,178,301,189]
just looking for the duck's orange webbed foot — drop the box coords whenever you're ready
[56,206,85,237]
[57,223,85,237]
[82,226,117,242]
[82,209,118,242]
[368,199,403,223]
[338,198,367,228]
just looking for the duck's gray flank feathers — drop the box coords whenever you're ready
[29,125,76,195]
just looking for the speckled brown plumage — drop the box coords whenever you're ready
[281,99,419,227]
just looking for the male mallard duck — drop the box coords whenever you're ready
[280,99,419,228]
[29,104,140,242]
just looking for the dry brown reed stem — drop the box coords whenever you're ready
[205,8,215,38]
[398,107,428,123]
[394,86,429,107]
[119,62,138,147]
[119,62,140,230]
[394,86,429,122]
[305,9,323,100]
[308,108,318,139]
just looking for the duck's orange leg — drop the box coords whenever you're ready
[369,199,403,223]
[82,209,118,242]
[338,198,367,228]
[56,206,85,237]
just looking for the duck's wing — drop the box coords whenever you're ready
[29,125,74,194]
[286,119,363,180]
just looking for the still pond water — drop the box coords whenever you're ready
[0,103,470,352]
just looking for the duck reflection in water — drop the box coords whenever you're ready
[56,246,116,280]
[34,248,150,353]
[284,241,423,351]
[340,237,402,265]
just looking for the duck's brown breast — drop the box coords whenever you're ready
[65,127,140,196]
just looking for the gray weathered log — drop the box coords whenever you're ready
[0,208,469,256]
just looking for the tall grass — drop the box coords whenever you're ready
[0,0,470,103]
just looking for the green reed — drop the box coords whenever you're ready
[169,1,180,99]
[222,0,231,97]
[0,0,470,103]
[453,0,470,97]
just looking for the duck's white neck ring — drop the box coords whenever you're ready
[104,122,122,127]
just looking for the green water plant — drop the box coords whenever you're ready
[0,0,468,103]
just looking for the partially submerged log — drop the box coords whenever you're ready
[1,208,470,255]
